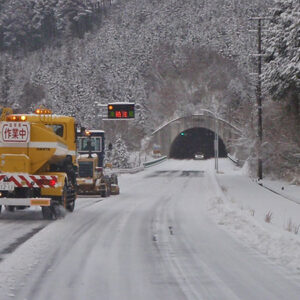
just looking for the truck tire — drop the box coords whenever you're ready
[61,184,68,208]
[66,200,75,212]
[42,206,54,220]
[53,204,65,219]
[6,205,15,212]
[42,204,64,220]
[110,174,118,185]
[101,188,107,197]
[101,184,110,197]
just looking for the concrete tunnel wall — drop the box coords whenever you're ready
[150,114,242,159]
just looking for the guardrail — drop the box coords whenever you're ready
[227,154,299,205]
[256,181,300,205]
[108,156,168,174]
[227,153,239,165]
[106,166,144,175]
[143,156,167,168]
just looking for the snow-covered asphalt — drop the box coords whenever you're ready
[0,159,299,300]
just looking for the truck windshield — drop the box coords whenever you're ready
[47,124,64,137]
[77,137,101,152]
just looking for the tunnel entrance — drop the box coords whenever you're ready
[169,127,227,159]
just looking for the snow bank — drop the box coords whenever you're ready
[209,159,300,275]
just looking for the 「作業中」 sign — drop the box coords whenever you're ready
[0,122,30,143]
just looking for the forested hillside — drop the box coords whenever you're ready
[0,0,299,179]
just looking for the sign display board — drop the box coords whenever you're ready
[0,122,30,143]
[107,103,135,119]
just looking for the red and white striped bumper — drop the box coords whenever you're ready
[0,174,58,189]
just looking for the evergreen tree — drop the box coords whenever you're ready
[0,0,34,52]
[111,134,130,169]
[263,0,300,118]
[32,0,59,47]
[56,0,94,38]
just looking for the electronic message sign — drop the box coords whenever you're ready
[107,103,135,119]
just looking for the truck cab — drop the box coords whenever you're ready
[77,130,105,167]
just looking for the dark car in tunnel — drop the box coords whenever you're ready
[194,152,205,160]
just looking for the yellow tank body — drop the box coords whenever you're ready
[0,114,76,174]
[0,109,78,218]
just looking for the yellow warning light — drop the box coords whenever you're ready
[35,108,52,115]
[108,105,114,111]
[85,130,91,136]
[6,115,28,121]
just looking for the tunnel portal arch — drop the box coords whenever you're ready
[169,127,227,159]
[150,113,242,158]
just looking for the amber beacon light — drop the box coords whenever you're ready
[107,103,135,119]
[34,108,52,115]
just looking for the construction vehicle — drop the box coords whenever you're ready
[77,129,105,167]
[76,130,119,196]
[0,107,78,219]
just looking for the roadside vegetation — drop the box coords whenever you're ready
[0,0,298,176]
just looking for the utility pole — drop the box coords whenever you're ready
[249,17,270,181]
[214,116,219,173]
[257,18,263,181]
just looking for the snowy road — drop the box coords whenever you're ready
[0,159,299,300]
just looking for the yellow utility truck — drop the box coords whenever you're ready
[0,107,78,219]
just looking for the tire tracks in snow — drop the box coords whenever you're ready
[0,197,104,264]
[150,177,204,300]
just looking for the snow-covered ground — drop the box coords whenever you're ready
[260,178,300,205]
[211,159,300,275]
[0,158,299,300]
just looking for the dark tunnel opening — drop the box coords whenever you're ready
[169,127,227,159]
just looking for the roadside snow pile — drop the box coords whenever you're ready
[208,159,300,275]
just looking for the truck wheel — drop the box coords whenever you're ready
[61,184,68,209]
[66,200,75,212]
[101,186,108,197]
[42,206,54,220]
[6,205,15,212]
[53,204,65,219]
[110,174,118,185]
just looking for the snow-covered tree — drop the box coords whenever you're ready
[31,0,59,47]
[110,134,130,169]
[55,0,94,38]
[263,0,300,118]
[3,0,294,178]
